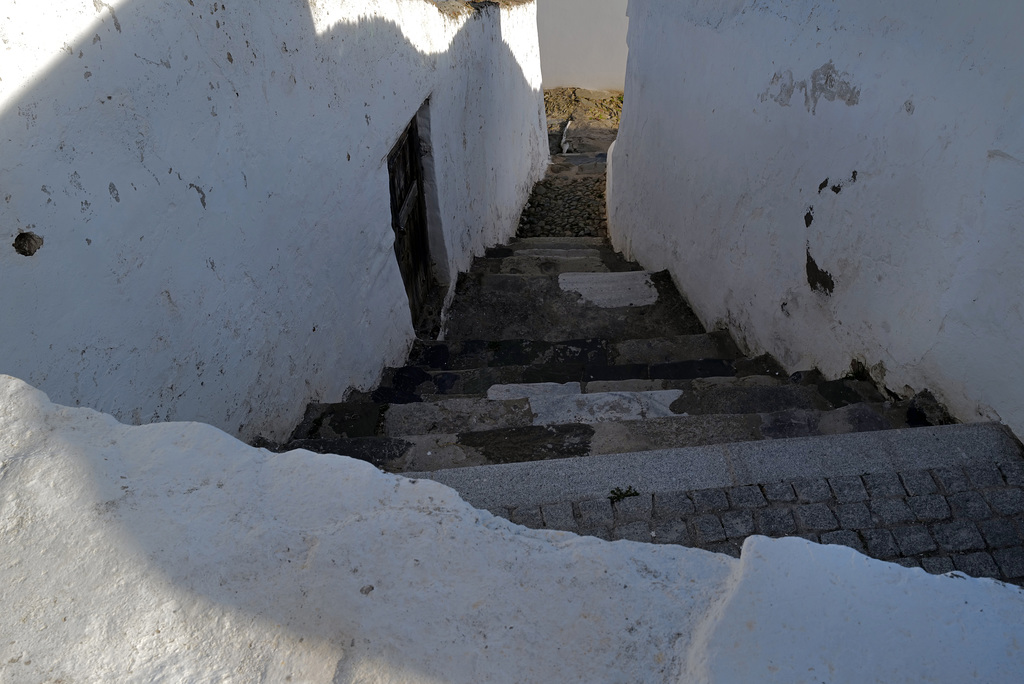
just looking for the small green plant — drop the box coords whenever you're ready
[608,486,640,503]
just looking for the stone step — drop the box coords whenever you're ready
[408,331,742,372]
[378,381,868,436]
[283,401,914,474]
[443,270,704,342]
[505,236,607,250]
[471,251,642,275]
[369,358,758,403]
[406,422,1022,510]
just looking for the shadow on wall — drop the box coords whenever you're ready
[0,0,544,441]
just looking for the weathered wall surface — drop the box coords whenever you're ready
[0,0,546,441]
[608,0,1024,436]
[537,0,627,89]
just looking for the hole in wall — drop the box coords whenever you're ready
[13,231,44,256]
[804,207,814,228]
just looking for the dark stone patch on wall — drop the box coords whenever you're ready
[806,245,835,296]
[188,183,207,209]
[804,206,814,228]
[13,231,44,256]
[818,178,829,194]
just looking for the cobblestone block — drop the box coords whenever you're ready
[693,514,727,543]
[653,491,695,518]
[964,463,1005,488]
[792,478,832,503]
[892,525,938,556]
[932,467,971,493]
[863,472,906,498]
[1000,462,1024,487]
[541,502,577,530]
[614,521,653,542]
[510,506,544,529]
[796,532,821,544]
[978,518,1024,549]
[756,508,797,536]
[691,488,729,512]
[900,470,938,496]
[869,498,915,526]
[577,498,614,529]
[985,488,1024,516]
[907,494,951,522]
[820,529,866,553]
[652,519,690,545]
[861,529,900,559]
[894,557,922,569]
[992,547,1024,579]
[727,485,767,509]
[947,491,992,519]
[952,552,1000,579]
[761,482,796,502]
[931,521,985,553]
[613,494,652,523]
[721,510,755,539]
[921,556,955,575]
[795,503,839,531]
[705,541,742,558]
[836,502,872,529]
[828,475,867,503]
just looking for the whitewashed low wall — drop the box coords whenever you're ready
[609,0,1024,437]
[538,0,627,89]
[0,0,546,440]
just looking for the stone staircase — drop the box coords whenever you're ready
[285,236,921,472]
[275,230,1024,585]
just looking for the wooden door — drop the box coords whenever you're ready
[387,118,432,327]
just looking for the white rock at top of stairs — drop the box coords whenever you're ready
[559,271,658,307]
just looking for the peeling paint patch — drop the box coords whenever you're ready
[188,183,207,209]
[93,0,122,33]
[109,183,120,203]
[806,245,835,296]
[988,149,1023,165]
[761,61,860,114]
[807,61,859,113]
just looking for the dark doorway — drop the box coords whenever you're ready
[387,116,436,336]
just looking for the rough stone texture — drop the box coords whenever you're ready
[473,463,1024,586]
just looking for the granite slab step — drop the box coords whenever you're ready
[405,423,1022,511]
[381,402,912,473]
[443,270,704,341]
[408,332,741,372]
[381,390,687,436]
[370,359,741,402]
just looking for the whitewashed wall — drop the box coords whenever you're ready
[0,0,546,441]
[538,0,627,89]
[609,0,1024,437]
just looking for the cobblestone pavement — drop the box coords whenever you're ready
[496,462,1024,586]
[517,173,607,238]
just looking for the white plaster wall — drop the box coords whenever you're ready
[0,0,546,441]
[609,0,1024,437]
[538,0,627,89]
